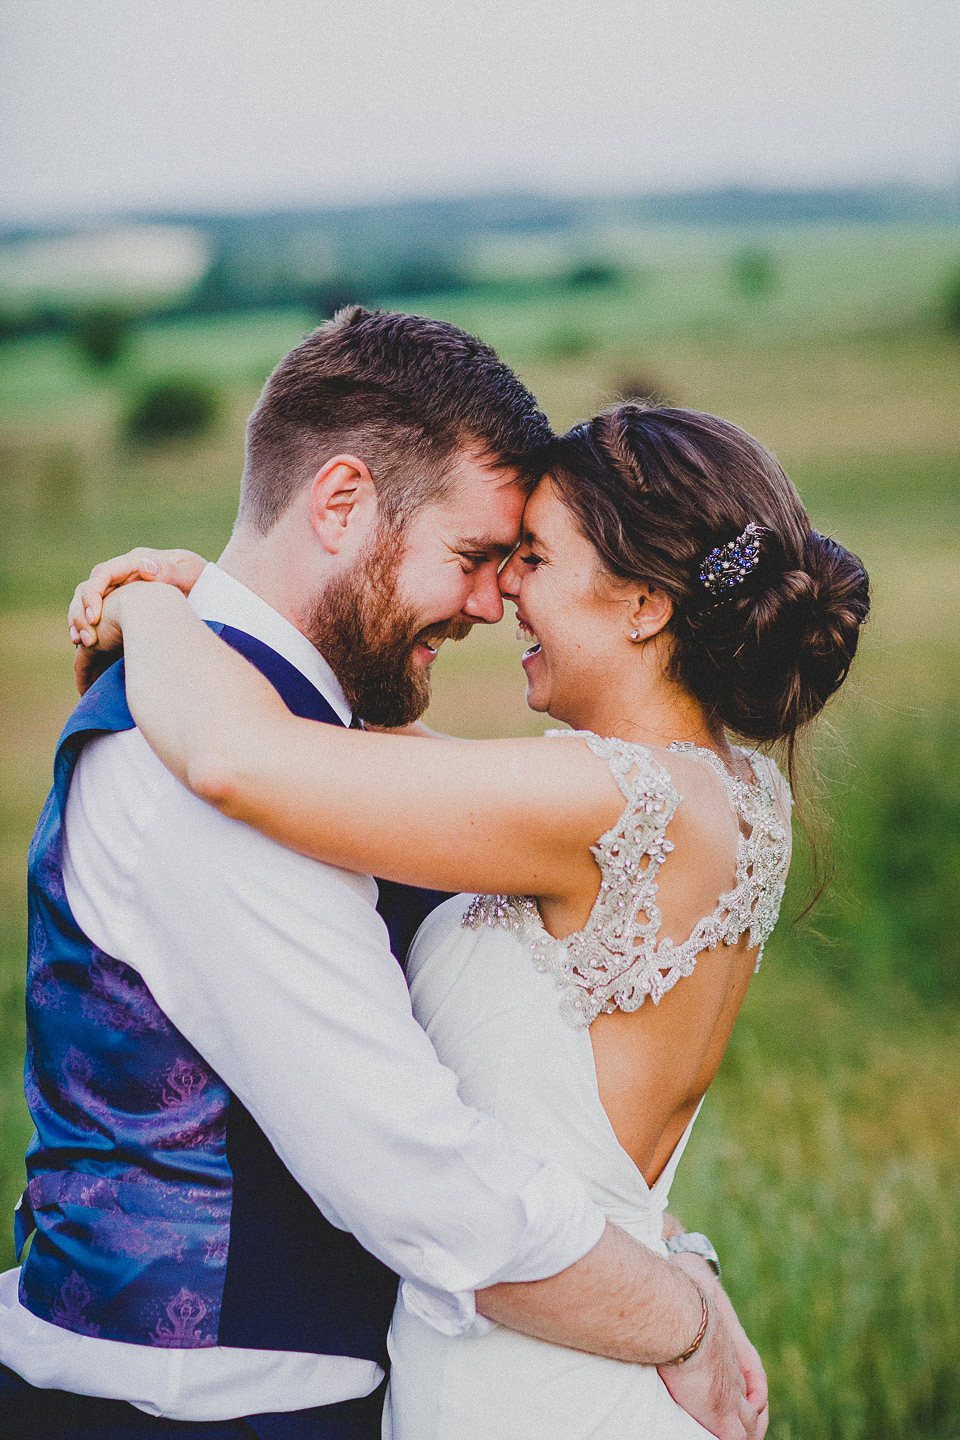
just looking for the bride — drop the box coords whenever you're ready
[70,404,869,1438]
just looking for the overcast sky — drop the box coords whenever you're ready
[2,0,958,224]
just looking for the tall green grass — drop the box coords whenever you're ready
[791,714,960,1006]
[664,705,960,1438]
[673,963,960,1440]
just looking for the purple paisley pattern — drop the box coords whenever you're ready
[161,1057,211,1107]
[81,950,174,1035]
[106,1216,187,1262]
[37,828,68,903]
[203,1230,230,1267]
[23,1064,42,1117]
[60,1044,116,1132]
[27,913,68,1014]
[151,1287,216,1347]
[153,1119,224,1151]
[49,1271,101,1337]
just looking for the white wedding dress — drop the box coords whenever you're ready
[383,733,790,1440]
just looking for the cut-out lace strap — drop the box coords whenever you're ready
[463,730,791,1027]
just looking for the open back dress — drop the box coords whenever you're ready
[384,732,791,1440]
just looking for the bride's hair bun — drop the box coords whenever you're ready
[691,528,871,743]
[548,405,870,751]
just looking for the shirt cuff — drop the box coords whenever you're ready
[398,1191,607,1338]
[397,1277,489,1337]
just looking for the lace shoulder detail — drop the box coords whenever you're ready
[463,731,790,1027]
[756,751,793,815]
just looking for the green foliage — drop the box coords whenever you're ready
[672,966,960,1440]
[731,246,779,298]
[565,260,622,290]
[384,251,466,298]
[544,325,593,360]
[835,716,960,1003]
[0,308,33,344]
[69,307,134,369]
[775,712,960,1008]
[943,265,960,331]
[122,375,221,446]
[32,441,85,518]
[183,231,470,315]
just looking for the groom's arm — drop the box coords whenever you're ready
[478,1226,764,1440]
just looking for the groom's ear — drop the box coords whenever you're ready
[308,454,378,554]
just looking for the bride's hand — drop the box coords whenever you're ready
[703,1282,768,1437]
[71,589,129,695]
[68,548,206,695]
[69,547,205,643]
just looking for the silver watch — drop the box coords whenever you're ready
[665,1231,721,1281]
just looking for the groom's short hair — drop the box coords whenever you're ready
[240,306,552,533]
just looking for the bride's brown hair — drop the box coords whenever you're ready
[546,405,870,787]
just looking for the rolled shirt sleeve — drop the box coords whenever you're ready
[63,728,606,1335]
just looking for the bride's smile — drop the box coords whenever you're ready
[500,477,675,740]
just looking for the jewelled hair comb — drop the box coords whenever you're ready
[699,523,763,598]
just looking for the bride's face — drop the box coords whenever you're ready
[499,478,638,728]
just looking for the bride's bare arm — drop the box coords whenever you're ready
[104,583,623,899]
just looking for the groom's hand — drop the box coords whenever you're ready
[666,1254,769,1437]
[658,1292,766,1440]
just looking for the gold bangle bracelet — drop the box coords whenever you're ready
[665,1283,710,1366]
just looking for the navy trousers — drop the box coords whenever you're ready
[0,1365,386,1440]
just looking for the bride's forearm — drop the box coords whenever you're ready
[108,583,289,797]
[365,719,460,739]
[108,585,618,898]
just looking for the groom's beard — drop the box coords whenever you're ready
[306,530,473,727]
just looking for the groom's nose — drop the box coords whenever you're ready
[462,565,505,624]
[497,551,523,599]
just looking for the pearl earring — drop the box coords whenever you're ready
[629,629,640,642]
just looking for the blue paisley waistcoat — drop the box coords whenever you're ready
[16,625,447,1360]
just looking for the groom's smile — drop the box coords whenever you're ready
[412,613,475,667]
[311,451,527,726]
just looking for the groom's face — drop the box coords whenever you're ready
[310,453,526,725]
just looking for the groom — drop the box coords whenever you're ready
[2,308,766,1439]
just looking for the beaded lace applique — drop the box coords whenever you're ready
[462,732,790,1027]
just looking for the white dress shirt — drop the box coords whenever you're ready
[0,565,605,1421]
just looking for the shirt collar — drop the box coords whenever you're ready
[188,563,353,727]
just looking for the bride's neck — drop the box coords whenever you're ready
[559,646,729,759]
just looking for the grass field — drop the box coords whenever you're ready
[1,221,959,1438]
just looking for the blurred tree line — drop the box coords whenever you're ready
[2,185,959,449]
[4,183,960,350]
